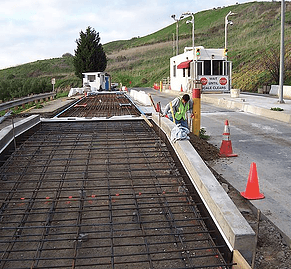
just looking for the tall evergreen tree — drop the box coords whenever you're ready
[73,26,107,79]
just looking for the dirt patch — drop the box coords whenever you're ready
[188,134,291,269]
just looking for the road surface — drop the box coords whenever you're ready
[138,87,291,245]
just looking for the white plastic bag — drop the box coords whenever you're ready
[171,124,190,143]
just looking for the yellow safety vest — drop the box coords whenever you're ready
[175,98,189,120]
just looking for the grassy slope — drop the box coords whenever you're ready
[0,56,81,90]
[0,2,290,93]
[104,1,291,91]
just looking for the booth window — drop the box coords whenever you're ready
[173,65,176,77]
[213,60,223,75]
[197,62,203,75]
[88,75,96,82]
[204,61,211,75]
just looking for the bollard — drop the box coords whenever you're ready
[192,88,201,136]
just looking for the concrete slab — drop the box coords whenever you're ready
[26,96,81,116]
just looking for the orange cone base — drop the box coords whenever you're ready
[240,191,265,200]
[219,140,238,157]
[240,162,265,200]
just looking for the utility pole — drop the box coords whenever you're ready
[278,0,285,103]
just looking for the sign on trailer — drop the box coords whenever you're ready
[198,75,229,91]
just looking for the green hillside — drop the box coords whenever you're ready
[0,1,290,101]
[105,1,291,91]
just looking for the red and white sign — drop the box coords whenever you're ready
[200,77,208,85]
[198,76,229,91]
[219,77,228,85]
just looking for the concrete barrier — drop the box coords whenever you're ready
[151,112,256,263]
[270,85,291,98]
[68,88,84,97]
[129,89,151,106]
[130,89,138,100]
[230,89,240,98]
[0,115,40,154]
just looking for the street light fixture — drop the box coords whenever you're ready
[225,11,237,49]
[183,12,195,50]
[182,12,195,85]
[171,14,184,55]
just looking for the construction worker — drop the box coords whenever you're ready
[163,94,194,128]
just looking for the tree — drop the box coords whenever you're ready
[261,45,291,84]
[73,26,107,79]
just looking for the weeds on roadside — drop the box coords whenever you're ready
[270,107,284,111]
[199,128,210,140]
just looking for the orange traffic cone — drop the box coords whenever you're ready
[180,84,183,92]
[241,162,265,200]
[219,120,238,157]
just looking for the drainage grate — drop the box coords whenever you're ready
[0,121,232,268]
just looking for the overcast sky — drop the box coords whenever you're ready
[0,0,273,70]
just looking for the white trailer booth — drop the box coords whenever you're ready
[68,72,111,97]
[170,46,232,92]
[82,72,110,91]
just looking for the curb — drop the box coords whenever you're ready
[151,112,256,263]
[201,94,291,124]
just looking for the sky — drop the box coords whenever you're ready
[0,0,272,70]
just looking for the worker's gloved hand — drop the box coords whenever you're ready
[191,113,195,118]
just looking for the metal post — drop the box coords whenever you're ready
[190,14,195,49]
[11,115,17,151]
[225,14,229,49]
[171,14,184,56]
[278,0,285,104]
[225,11,236,49]
[172,33,175,56]
[176,20,179,55]
[183,12,195,87]
[192,87,201,136]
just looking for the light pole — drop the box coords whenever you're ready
[171,14,184,55]
[183,12,195,50]
[225,11,236,49]
[183,12,195,85]
[278,0,285,103]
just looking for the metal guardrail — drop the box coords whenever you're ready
[0,92,56,112]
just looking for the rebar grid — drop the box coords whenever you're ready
[0,121,232,269]
[57,93,140,118]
